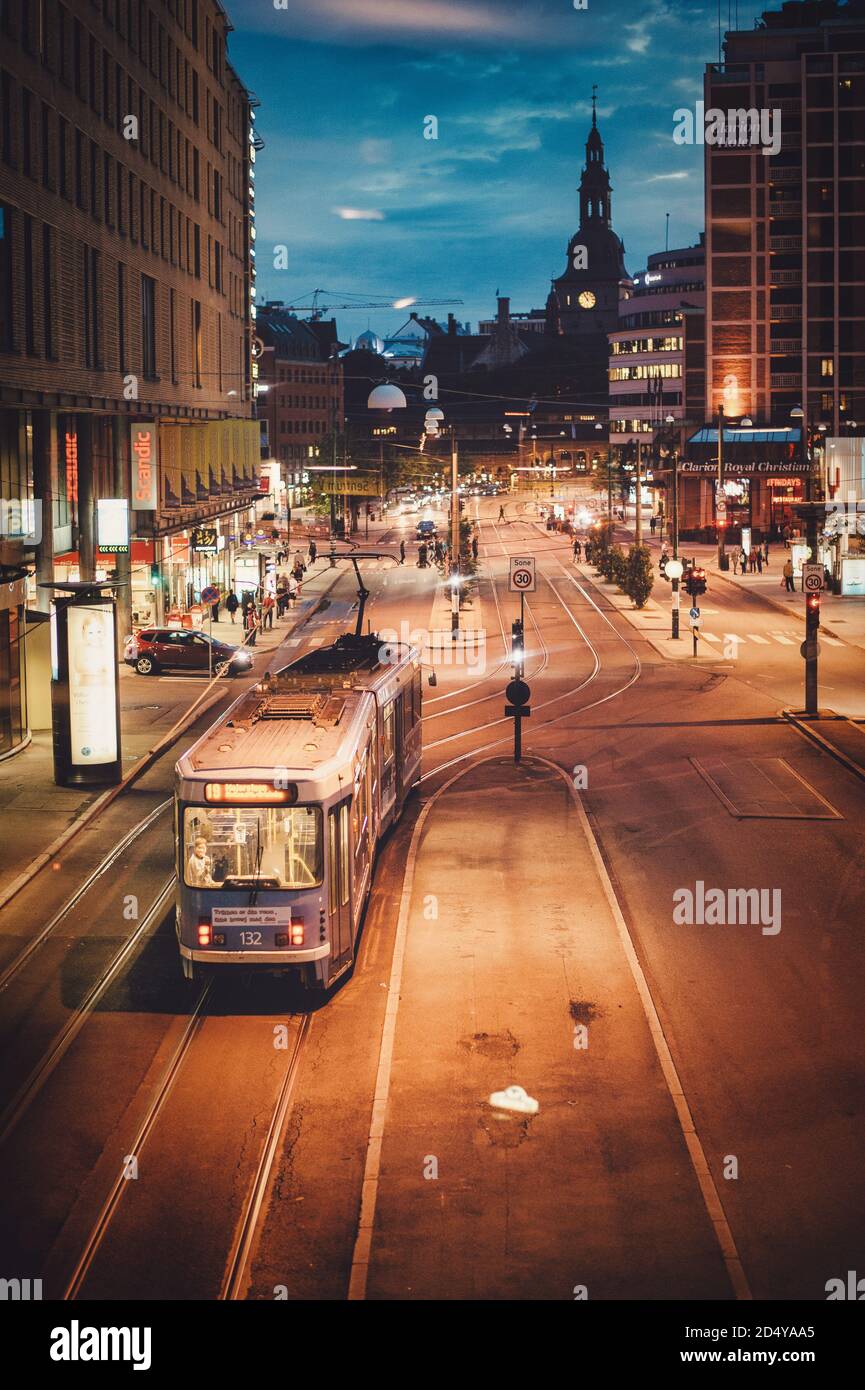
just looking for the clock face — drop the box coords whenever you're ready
[578,291,597,309]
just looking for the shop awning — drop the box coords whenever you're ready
[688,427,801,445]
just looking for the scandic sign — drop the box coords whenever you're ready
[131,423,158,510]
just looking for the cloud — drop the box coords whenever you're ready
[332,207,386,220]
[264,0,535,41]
[359,138,392,164]
[646,171,691,182]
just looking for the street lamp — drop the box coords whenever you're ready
[666,556,683,641]
[664,413,678,559]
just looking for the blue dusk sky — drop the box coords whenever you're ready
[225,0,782,341]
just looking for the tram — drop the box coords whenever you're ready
[174,632,422,988]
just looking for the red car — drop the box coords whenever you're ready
[124,629,253,677]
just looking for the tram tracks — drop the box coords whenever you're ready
[419,512,643,783]
[0,877,176,1149]
[61,990,312,1301]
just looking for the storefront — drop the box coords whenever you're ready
[0,575,28,761]
[680,426,811,543]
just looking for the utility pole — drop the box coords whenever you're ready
[450,425,460,638]
[717,401,726,569]
[634,441,643,546]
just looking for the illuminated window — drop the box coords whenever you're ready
[820,358,834,377]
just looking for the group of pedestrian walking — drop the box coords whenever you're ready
[206,537,322,644]
[731,540,770,577]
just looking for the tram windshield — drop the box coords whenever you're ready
[182,805,322,890]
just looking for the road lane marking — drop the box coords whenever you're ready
[539,757,753,1301]
[746,634,771,644]
[702,633,721,643]
[771,633,796,645]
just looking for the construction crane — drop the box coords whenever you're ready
[284,289,464,321]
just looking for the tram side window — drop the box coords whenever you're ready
[328,802,351,912]
[413,669,422,724]
[339,802,350,906]
[383,701,395,763]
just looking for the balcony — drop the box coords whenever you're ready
[770,236,802,250]
[769,200,802,216]
[771,269,803,284]
[771,305,802,320]
[771,339,803,353]
[769,166,800,183]
[771,374,803,388]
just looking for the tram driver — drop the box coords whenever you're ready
[186,836,216,888]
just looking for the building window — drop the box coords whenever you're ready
[0,203,13,351]
[58,116,68,197]
[22,88,34,177]
[117,261,125,371]
[821,358,834,377]
[23,215,34,355]
[42,223,53,359]
[141,273,156,377]
[191,299,202,387]
[75,129,84,208]
[82,246,99,368]
[169,286,176,383]
[1,70,12,168]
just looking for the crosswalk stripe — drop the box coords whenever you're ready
[771,633,796,645]
[821,635,844,647]
[702,632,721,642]
[746,634,771,644]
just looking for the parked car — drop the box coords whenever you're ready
[416,518,438,540]
[124,629,253,677]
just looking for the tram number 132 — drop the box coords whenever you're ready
[240,931,263,945]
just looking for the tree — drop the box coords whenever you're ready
[625,544,654,609]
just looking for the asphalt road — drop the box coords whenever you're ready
[1,490,863,1301]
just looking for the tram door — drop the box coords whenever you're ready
[327,799,352,966]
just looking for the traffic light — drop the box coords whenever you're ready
[150,562,161,586]
[511,618,524,673]
[806,590,821,633]
[685,566,707,598]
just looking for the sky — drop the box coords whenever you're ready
[226,0,777,341]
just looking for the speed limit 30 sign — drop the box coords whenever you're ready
[802,563,824,593]
[509,556,537,593]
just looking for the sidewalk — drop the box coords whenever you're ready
[616,509,865,654]
[356,757,730,1300]
[0,564,343,897]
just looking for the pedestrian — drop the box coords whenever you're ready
[262,594,275,630]
[756,550,763,574]
[418,542,428,569]
[763,539,770,565]
[244,603,258,646]
[286,575,298,607]
[749,550,757,573]
[471,535,479,562]
[225,591,239,624]
[308,539,317,565]
[650,515,657,536]
[732,545,741,575]
[783,558,795,593]
[498,504,505,521]
[276,587,288,619]
[573,537,582,562]
[399,539,406,565]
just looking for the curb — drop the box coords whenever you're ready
[0,568,345,915]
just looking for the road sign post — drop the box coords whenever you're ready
[505,677,531,765]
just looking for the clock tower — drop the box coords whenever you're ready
[547,91,629,337]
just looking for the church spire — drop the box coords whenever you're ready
[580,92,612,225]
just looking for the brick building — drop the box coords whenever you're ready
[255,302,344,510]
[691,0,865,547]
[0,0,257,759]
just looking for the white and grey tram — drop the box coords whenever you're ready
[174,633,422,988]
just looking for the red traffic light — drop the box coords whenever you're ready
[807,592,821,611]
